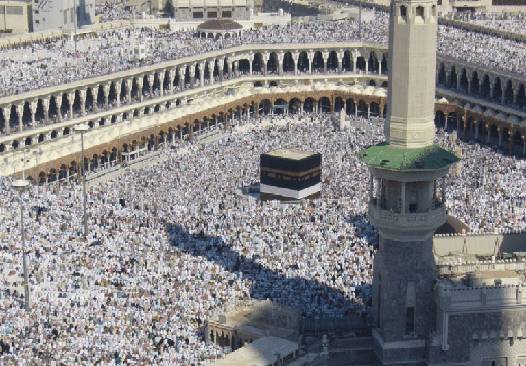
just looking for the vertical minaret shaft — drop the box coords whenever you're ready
[385,0,438,148]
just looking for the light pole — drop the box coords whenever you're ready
[12,179,30,311]
[75,124,89,239]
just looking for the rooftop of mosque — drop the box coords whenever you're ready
[359,143,459,171]
[265,148,315,161]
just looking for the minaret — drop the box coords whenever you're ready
[359,0,457,365]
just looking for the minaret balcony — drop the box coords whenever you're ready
[368,200,446,240]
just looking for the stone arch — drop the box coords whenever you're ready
[370,102,380,116]
[283,52,295,73]
[480,75,491,99]
[267,52,279,74]
[327,51,338,71]
[447,66,457,89]
[108,81,118,106]
[345,98,356,115]
[368,52,379,73]
[504,80,514,105]
[289,98,302,114]
[319,96,331,112]
[357,100,368,116]
[517,84,526,109]
[96,85,105,109]
[258,99,272,115]
[343,50,352,72]
[492,77,502,102]
[334,96,344,112]
[435,110,446,129]
[470,71,480,96]
[356,55,366,73]
[381,53,388,74]
[85,87,95,112]
[252,52,263,73]
[459,69,469,93]
[303,97,315,113]
[313,51,324,72]
[437,62,447,86]
[273,98,288,115]
[298,51,309,72]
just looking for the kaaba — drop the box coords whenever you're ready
[260,149,322,201]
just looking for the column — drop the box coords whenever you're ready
[498,127,502,147]
[501,90,506,105]
[80,89,87,115]
[178,68,184,90]
[16,103,23,131]
[168,69,176,94]
[136,78,144,102]
[104,83,111,110]
[365,57,369,74]
[55,95,63,121]
[322,51,329,73]
[292,51,299,75]
[354,102,358,117]
[262,53,269,76]
[513,86,520,105]
[126,79,133,103]
[42,98,50,123]
[307,51,314,74]
[115,87,121,108]
[248,54,253,75]
[68,92,75,118]
[277,51,284,75]
[474,120,479,140]
[378,58,383,75]
[159,73,165,97]
[3,107,11,134]
[337,50,344,73]
[30,100,38,125]
[208,61,215,85]
[199,62,205,87]
[486,125,491,143]
[522,136,525,155]
[147,74,154,95]
[217,61,224,81]
[367,103,371,119]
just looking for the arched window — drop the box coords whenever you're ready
[400,5,407,17]
[399,5,408,23]
[415,6,425,24]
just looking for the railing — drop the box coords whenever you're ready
[368,201,446,230]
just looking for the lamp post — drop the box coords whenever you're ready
[75,124,89,239]
[12,179,30,311]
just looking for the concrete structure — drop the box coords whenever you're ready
[0,0,32,33]
[31,0,95,32]
[0,41,391,179]
[170,0,261,21]
[206,299,300,350]
[215,336,299,366]
[360,0,458,365]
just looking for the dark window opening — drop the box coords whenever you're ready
[405,307,415,335]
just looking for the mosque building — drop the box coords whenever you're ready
[360,0,526,365]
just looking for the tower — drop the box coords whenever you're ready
[359,0,458,365]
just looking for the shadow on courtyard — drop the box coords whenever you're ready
[164,221,371,336]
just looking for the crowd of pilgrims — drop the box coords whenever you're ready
[447,11,526,34]
[2,9,526,96]
[1,111,526,364]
